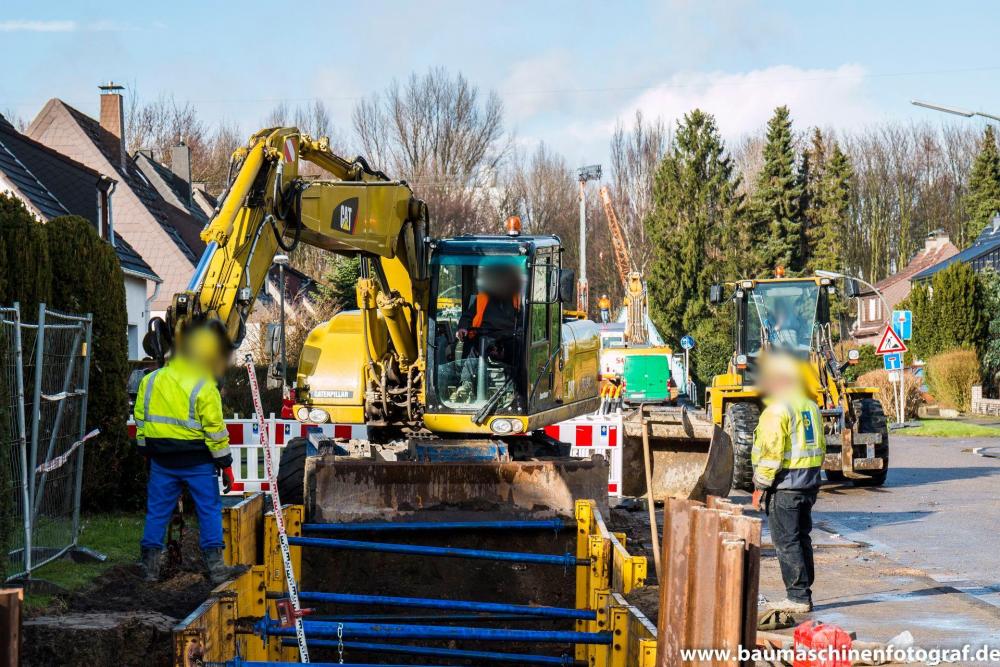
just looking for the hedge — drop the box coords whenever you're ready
[926,348,981,412]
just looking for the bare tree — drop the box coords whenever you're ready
[609,111,668,272]
[352,68,511,236]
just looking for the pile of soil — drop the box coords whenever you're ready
[24,529,214,666]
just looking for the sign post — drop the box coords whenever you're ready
[875,324,909,425]
[680,335,695,400]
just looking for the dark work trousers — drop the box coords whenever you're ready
[766,488,818,604]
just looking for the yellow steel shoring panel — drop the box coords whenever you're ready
[573,499,659,666]
[222,492,264,566]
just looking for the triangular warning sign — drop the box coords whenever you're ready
[875,324,908,355]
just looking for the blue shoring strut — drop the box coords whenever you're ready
[302,518,568,533]
[298,591,596,620]
[256,617,612,644]
[287,536,586,567]
[281,638,577,665]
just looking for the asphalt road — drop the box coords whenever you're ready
[814,433,1000,605]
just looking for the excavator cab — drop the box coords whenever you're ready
[424,235,600,435]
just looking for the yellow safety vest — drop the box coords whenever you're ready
[751,392,825,489]
[134,357,231,467]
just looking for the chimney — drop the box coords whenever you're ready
[98,81,126,167]
[170,142,193,209]
[924,229,950,252]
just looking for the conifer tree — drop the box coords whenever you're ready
[749,106,804,274]
[805,136,853,273]
[644,109,744,353]
[964,124,1000,245]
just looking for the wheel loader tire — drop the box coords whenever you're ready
[851,397,888,487]
[726,402,760,492]
[277,437,308,505]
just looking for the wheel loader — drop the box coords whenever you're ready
[705,273,889,490]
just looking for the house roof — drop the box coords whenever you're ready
[114,235,160,282]
[872,235,960,291]
[134,151,211,226]
[0,114,158,282]
[31,99,203,263]
[912,223,1000,282]
[0,115,69,220]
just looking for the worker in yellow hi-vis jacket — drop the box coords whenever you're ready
[134,321,240,585]
[751,353,825,614]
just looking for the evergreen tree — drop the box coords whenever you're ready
[749,106,805,274]
[903,262,984,360]
[806,139,853,273]
[320,256,361,310]
[644,109,744,349]
[46,215,138,509]
[0,194,51,318]
[964,124,1000,245]
[978,269,1000,393]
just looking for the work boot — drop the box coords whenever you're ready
[764,598,812,614]
[202,548,242,586]
[139,547,162,583]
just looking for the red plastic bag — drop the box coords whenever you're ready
[793,620,852,666]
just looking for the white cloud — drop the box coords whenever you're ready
[531,63,874,163]
[617,64,872,139]
[0,20,77,32]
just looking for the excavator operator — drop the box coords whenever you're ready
[452,263,523,402]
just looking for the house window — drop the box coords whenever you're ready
[127,324,139,360]
[867,298,876,321]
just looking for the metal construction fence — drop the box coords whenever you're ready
[1,303,93,581]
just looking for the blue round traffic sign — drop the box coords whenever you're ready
[680,335,695,350]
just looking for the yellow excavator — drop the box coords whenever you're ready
[144,127,606,515]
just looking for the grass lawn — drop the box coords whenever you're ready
[25,513,143,614]
[905,419,1000,438]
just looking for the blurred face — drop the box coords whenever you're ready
[759,353,803,398]
[180,325,230,377]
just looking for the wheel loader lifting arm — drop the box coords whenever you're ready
[158,127,429,373]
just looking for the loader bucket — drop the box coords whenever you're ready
[621,405,733,501]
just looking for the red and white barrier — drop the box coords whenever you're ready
[128,413,624,498]
[545,414,624,498]
[127,416,368,495]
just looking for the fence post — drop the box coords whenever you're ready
[11,305,31,578]
[71,313,93,544]
[26,304,45,572]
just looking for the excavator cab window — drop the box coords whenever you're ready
[429,254,527,412]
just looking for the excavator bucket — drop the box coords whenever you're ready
[621,405,733,501]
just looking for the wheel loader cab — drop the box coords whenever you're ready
[738,279,826,375]
[425,236,568,434]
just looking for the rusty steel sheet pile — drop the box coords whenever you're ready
[656,496,762,667]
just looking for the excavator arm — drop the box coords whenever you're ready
[145,127,430,423]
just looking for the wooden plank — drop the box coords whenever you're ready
[0,588,23,667]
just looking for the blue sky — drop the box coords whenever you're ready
[3,1,1000,164]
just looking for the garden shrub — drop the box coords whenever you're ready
[925,348,981,412]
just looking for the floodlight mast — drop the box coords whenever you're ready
[576,164,602,314]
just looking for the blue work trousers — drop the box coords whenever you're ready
[141,460,223,550]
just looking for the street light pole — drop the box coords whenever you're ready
[911,99,1000,123]
[274,254,290,395]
